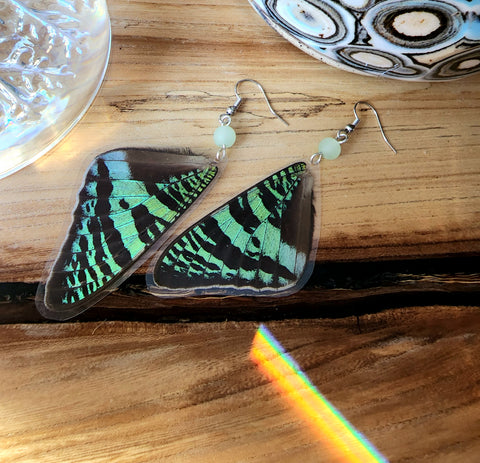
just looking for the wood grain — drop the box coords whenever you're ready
[1,256,479,323]
[1,3,478,460]
[0,0,479,284]
[1,307,479,462]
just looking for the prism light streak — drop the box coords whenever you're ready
[250,324,388,463]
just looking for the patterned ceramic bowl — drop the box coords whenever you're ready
[249,0,480,80]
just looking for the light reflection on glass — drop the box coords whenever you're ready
[0,0,111,179]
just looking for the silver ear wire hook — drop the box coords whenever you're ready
[220,78,288,126]
[310,101,396,165]
[216,79,288,162]
[337,101,397,154]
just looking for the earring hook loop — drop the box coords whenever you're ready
[225,78,288,126]
[349,101,397,154]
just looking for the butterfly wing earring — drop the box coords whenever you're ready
[35,80,286,320]
[148,101,396,297]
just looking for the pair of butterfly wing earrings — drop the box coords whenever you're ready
[36,80,396,320]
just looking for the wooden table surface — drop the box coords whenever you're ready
[1,1,479,461]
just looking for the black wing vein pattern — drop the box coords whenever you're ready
[37,148,217,319]
[152,162,315,296]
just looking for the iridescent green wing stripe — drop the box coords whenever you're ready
[37,148,217,320]
[151,162,314,296]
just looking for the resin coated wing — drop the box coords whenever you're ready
[36,148,218,320]
[150,162,315,297]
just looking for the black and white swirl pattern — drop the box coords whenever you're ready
[249,0,480,80]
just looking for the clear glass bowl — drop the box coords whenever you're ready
[0,0,111,179]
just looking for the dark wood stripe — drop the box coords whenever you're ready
[2,256,478,323]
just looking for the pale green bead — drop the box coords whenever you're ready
[318,137,341,160]
[214,125,236,148]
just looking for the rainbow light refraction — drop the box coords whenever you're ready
[250,324,388,463]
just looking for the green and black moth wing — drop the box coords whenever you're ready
[36,148,218,320]
[149,162,315,297]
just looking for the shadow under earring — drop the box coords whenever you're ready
[148,101,396,298]
[35,79,285,320]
